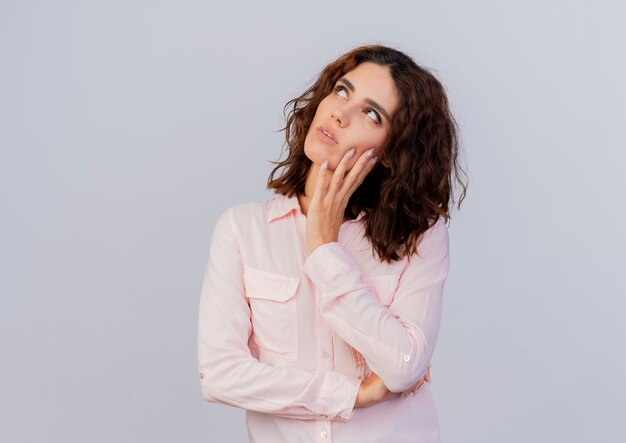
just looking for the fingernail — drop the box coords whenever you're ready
[367,148,375,157]
[347,147,356,157]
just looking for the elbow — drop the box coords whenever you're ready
[197,348,250,405]
[198,350,236,404]
[200,384,219,404]
[384,357,432,393]
[198,369,224,404]
[199,364,241,407]
[197,340,244,404]
[384,333,434,393]
[384,374,423,393]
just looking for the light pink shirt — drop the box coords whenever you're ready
[197,193,450,443]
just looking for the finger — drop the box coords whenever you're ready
[401,382,417,398]
[341,148,377,199]
[412,380,424,395]
[326,147,356,200]
[312,160,329,204]
[402,379,424,398]
[402,378,423,398]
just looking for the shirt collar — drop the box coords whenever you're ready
[266,193,366,224]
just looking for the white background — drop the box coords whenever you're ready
[1,1,625,441]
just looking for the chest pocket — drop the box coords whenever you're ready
[243,265,300,361]
[350,274,399,366]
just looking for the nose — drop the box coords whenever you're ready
[331,107,349,127]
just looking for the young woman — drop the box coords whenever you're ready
[197,44,468,443]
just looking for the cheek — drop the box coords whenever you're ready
[315,97,333,115]
[372,131,390,155]
[355,133,387,156]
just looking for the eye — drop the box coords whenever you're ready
[365,108,382,124]
[334,83,382,125]
[334,85,348,98]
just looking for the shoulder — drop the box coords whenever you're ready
[416,216,449,256]
[224,200,266,219]
[213,197,275,234]
[430,216,449,237]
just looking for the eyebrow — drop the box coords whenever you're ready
[337,77,391,122]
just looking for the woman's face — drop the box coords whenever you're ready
[304,61,400,171]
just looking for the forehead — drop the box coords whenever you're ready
[341,62,400,117]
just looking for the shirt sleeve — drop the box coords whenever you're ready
[197,207,361,421]
[301,219,450,393]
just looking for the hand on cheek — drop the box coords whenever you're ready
[305,147,378,253]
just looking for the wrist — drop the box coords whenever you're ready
[354,381,373,409]
[354,382,364,408]
[307,239,337,254]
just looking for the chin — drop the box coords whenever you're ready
[304,138,337,169]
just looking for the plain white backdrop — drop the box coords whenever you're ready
[1,1,625,442]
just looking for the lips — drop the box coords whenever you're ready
[317,125,338,144]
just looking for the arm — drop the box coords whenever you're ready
[197,207,361,421]
[301,219,450,393]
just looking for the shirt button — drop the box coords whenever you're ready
[403,354,411,362]
[322,352,330,359]
[320,430,328,438]
[199,372,204,379]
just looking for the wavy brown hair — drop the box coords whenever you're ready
[267,44,468,263]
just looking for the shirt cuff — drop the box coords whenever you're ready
[302,242,363,293]
[317,370,361,422]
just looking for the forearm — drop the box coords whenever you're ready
[302,221,449,393]
[198,344,361,421]
[315,270,438,392]
[199,207,362,421]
